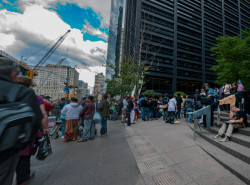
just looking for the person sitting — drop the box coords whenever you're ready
[214,106,247,142]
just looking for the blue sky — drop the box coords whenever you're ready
[0,0,110,86]
[0,1,109,43]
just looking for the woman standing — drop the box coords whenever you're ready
[15,76,49,185]
[61,98,82,142]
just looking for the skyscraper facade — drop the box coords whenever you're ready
[106,0,125,80]
[123,0,250,94]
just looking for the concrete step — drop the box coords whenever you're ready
[213,115,229,122]
[195,136,250,184]
[188,124,250,165]
[238,127,250,137]
[207,126,250,148]
[214,111,230,117]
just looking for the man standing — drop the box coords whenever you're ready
[78,96,95,142]
[99,94,110,136]
[214,106,247,142]
[59,98,66,112]
[141,96,150,121]
[183,95,193,123]
[166,96,177,124]
[176,93,183,119]
[121,95,128,123]
[162,93,169,121]
[0,57,42,185]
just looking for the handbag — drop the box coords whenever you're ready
[93,103,101,124]
[36,133,52,160]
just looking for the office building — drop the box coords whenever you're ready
[106,0,125,80]
[94,73,105,95]
[32,65,79,100]
[123,0,250,94]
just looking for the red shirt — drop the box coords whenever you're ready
[79,102,95,120]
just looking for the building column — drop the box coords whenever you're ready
[172,0,178,93]
[201,0,205,85]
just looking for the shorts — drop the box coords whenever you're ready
[135,113,138,116]
[122,109,126,115]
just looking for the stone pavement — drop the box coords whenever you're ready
[125,118,245,185]
[26,118,246,185]
[28,122,144,185]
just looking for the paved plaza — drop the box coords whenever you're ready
[28,119,246,185]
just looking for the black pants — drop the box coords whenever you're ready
[0,153,19,185]
[16,155,31,184]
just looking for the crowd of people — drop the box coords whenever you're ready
[0,57,112,185]
[0,56,248,185]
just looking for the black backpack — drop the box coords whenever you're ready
[0,86,35,153]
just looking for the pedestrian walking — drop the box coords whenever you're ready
[61,98,82,142]
[78,96,95,142]
[99,94,110,136]
[0,57,43,185]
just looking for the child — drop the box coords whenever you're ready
[134,105,138,121]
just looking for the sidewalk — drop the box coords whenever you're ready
[29,121,144,185]
[27,118,246,185]
[124,118,245,185]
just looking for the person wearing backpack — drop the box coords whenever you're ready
[0,57,43,185]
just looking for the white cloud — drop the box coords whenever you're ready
[17,0,111,28]
[0,5,108,85]
[82,22,108,41]
[0,6,108,67]
[77,66,106,88]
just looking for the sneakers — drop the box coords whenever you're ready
[220,136,230,142]
[213,134,222,139]
[61,136,64,139]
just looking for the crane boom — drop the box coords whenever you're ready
[34,30,71,70]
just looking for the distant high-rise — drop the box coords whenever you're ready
[123,0,250,94]
[32,65,79,100]
[106,0,125,80]
[94,73,105,95]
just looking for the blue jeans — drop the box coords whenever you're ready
[176,108,181,119]
[61,119,65,136]
[82,119,95,140]
[100,116,107,135]
[167,111,175,123]
[141,107,149,121]
[186,108,193,123]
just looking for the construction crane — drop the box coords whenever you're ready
[33,30,71,70]
[37,58,66,94]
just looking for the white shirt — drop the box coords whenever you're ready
[122,99,128,110]
[168,98,177,111]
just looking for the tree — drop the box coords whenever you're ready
[142,90,155,97]
[106,58,138,96]
[211,29,250,89]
